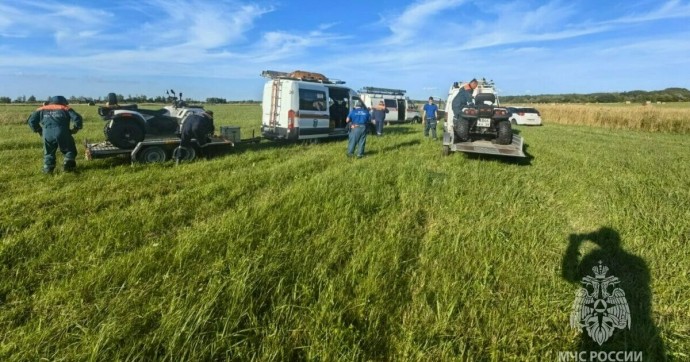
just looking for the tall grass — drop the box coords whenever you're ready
[0,103,688,360]
[532,103,690,133]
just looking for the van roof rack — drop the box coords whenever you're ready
[261,70,345,84]
[359,86,406,96]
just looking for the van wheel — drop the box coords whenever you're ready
[511,119,517,125]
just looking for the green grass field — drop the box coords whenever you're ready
[1,104,689,361]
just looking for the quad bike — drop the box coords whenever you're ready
[454,92,512,145]
[98,90,206,149]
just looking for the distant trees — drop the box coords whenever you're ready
[502,88,690,104]
[206,97,227,104]
[5,87,686,105]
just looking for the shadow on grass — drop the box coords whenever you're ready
[462,143,534,166]
[561,227,667,360]
[366,140,422,155]
[378,125,418,136]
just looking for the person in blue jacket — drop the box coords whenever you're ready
[27,95,83,173]
[422,96,439,140]
[346,101,373,158]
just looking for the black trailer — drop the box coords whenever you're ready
[85,126,260,163]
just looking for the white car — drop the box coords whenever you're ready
[507,106,542,126]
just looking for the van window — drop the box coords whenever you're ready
[299,89,327,111]
[384,99,397,109]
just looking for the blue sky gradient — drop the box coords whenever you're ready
[1,0,689,101]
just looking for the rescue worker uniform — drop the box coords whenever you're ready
[179,112,215,147]
[452,87,475,132]
[27,96,83,173]
[176,112,215,161]
[371,103,388,136]
[346,102,372,158]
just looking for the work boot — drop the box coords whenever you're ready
[42,167,54,174]
[63,160,76,172]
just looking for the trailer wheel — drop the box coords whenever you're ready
[455,118,470,142]
[106,120,145,149]
[172,146,196,162]
[496,120,513,145]
[138,146,167,163]
[442,145,450,156]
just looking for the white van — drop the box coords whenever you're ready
[261,70,363,141]
[358,87,421,123]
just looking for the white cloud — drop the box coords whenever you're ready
[383,0,468,44]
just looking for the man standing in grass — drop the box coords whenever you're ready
[423,96,439,140]
[346,101,373,158]
[27,95,83,174]
[371,100,388,136]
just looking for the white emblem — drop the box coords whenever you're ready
[569,261,631,345]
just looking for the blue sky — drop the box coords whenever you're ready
[1,0,689,101]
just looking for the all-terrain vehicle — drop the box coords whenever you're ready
[454,92,512,144]
[98,90,206,149]
[442,79,525,157]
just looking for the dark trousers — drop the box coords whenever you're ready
[424,118,437,139]
[43,127,77,171]
[347,125,367,157]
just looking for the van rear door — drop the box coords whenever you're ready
[396,99,406,121]
[297,85,330,137]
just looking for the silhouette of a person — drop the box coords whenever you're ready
[561,227,666,360]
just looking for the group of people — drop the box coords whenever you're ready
[27,96,215,173]
[28,80,480,171]
[346,78,478,158]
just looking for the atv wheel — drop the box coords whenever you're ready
[455,118,470,142]
[138,146,167,163]
[496,120,513,145]
[106,120,145,149]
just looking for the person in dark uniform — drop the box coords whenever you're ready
[27,95,83,173]
[451,78,478,116]
[345,101,373,158]
[179,111,215,147]
[371,100,389,136]
[451,79,478,134]
[176,111,215,162]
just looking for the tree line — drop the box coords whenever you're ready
[0,94,260,104]
[3,88,689,105]
[501,87,690,104]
